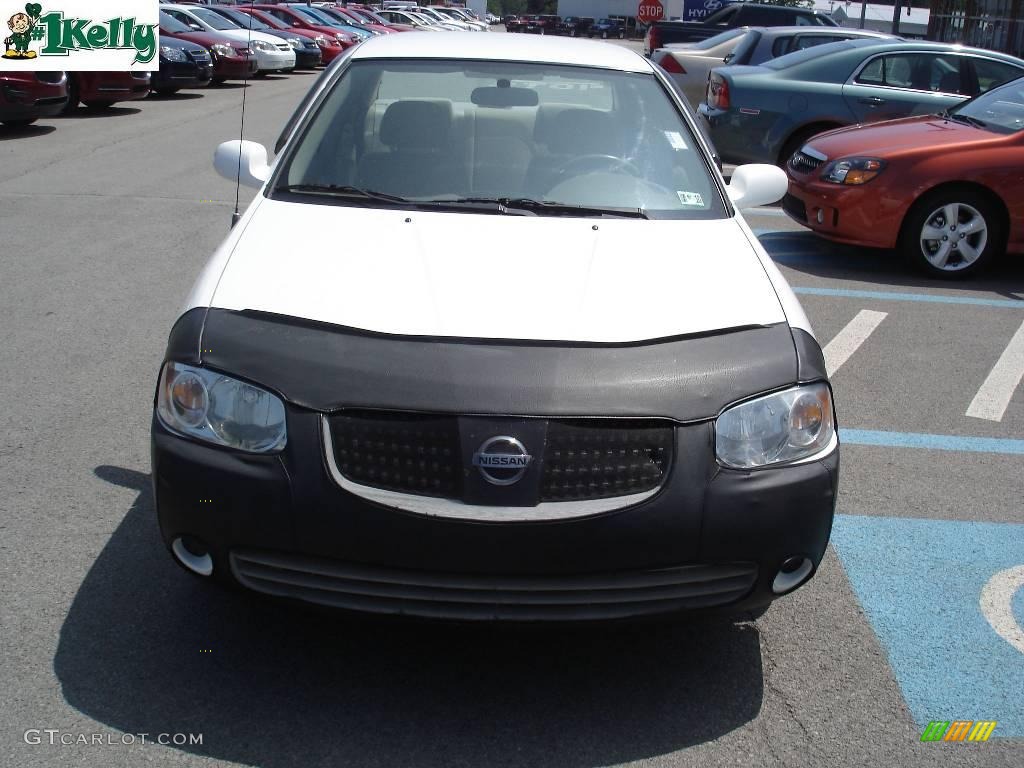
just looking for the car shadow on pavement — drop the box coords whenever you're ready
[53,465,766,768]
[147,92,205,101]
[57,106,143,119]
[0,124,56,140]
[758,230,1024,300]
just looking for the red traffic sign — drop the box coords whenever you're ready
[637,0,664,24]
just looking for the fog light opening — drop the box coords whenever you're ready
[815,208,825,225]
[772,556,813,594]
[172,536,214,577]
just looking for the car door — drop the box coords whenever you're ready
[842,51,969,124]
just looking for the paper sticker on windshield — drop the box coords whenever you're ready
[664,131,688,150]
[677,191,705,208]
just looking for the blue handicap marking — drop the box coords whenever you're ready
[830,515,1024,737]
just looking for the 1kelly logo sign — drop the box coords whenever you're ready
[1,1,158,70]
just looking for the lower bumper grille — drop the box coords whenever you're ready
[782,193,807,223]
[231,551,758,620]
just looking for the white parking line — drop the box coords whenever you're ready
[822,310,888,377]
[966,319,1024,422]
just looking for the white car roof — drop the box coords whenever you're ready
[349,31,655,73]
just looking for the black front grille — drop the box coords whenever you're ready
[231,550,758,620]
[329,411,461,499]
[541,421,672,501]
[782,193,807,223]
[790,151,824,174]
[327,412,674,506]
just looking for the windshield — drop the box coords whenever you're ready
[218,9,269,31]
[159,11,190,34]
[190,8,240,31]
[292,7,331,25]
[952,76,1024,134]
[302,8,346,26]
[277,60,724,219]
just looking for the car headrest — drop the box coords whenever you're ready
[380,100,452,150]
[540,108,621,156]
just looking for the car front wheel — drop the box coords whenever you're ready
[900,188,1002,278]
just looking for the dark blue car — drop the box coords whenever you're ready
[151,36,213,96]
[588,18,626,39]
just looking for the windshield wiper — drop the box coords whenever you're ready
[277,184,411,203]
[449,197,649,219]
[942,110,988,129]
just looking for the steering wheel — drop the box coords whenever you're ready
[552,154,642,180]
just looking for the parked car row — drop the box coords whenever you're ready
[2,2,489,127]
[505,15,628,40]
[677,33,1024,278]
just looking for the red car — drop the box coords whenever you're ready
[784,77,1024,278]
[159,10,257,84]
[0,71,67,127]
[64,71,151,112]
[248,5,359,50]
[232,7,346,63]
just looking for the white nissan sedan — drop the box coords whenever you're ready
[152,33,840,621]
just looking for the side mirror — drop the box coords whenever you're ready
[214,140,270,189]
[189,23,202,31]
[727,163,788,210]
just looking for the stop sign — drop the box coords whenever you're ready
[637,0,664,24]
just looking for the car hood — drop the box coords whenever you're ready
[208,199,786,343]
[806,114,1008,158]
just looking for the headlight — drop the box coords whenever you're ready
[313,34,329,47]
[160,45,188,63]
[715,383,835,469]
[210,43,234,58]
[821,157,886,185]
[251,39,275,52]
[286,37,302,48]
[157,362,287,453]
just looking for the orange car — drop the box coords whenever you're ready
[784,77,1024,278]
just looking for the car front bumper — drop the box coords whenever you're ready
[153,409,838,621]
[783,175,902,250]
[152,60,213,91]
[0,81,67,119]
[253,47,297,72]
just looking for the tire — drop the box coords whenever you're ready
[211,76,226,85]
[154,88,179,96]
[1,118,36,127]
[61,76,79,115]
[898,187,1003,279]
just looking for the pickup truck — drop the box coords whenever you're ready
[643,2,837,56]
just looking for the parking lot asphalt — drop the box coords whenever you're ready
[2,42,1023,768]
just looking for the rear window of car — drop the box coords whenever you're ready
[278,59,726,219]
[763,39,860,70]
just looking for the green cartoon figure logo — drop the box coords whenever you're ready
[4,3,42,59]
